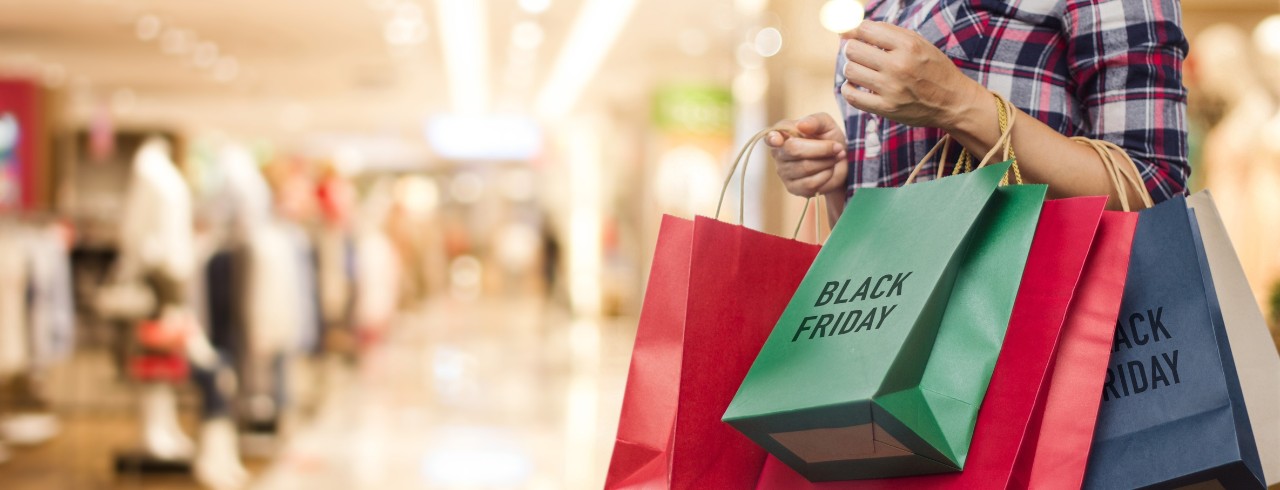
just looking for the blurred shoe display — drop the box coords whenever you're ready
[0,412,60,446]
[140,383,194,460]
[194,417,249,490]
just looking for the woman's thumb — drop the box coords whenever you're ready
[796,114,834,136]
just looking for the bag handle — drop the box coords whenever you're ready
[906,91,1021,185]
[716,128,826,242]
[1069,137,1153,211]
[791,194,826,244]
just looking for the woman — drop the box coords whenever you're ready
[769,0,1189,221]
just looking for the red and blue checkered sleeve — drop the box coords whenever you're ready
[1063,0,1190,203]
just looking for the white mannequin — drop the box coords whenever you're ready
[220,148,304,360]
[116,138,197,462]
[353,179,401,342]
[117,138,247,489]
[1196,25,1277,307]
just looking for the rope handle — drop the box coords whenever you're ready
[792,194,826,243]
[1070,137,1154,211]
[715,128,827,242]
[906,91,1021,185]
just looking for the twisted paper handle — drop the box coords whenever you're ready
[717,128,827,242]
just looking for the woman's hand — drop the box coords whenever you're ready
[765,113,847,198]
[840,21,984,131]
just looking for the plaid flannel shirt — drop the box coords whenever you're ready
[838,0,1190,202]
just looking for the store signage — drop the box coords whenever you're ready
[651,84,733,135]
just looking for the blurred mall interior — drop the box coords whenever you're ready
[0,0,1279,488]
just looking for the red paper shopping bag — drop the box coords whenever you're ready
[606,214,820,489]
[605,215,692,489]
[755,197,1106,489]
[1010,211,1138,489]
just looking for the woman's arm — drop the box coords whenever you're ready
[942,83,1148,209]
[838,14,1188,216]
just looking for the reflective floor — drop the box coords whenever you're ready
[0,296,634,489]
[252,297,632,490]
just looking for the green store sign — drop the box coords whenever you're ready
[651,85,734,135]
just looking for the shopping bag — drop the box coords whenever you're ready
[754,196,1107,489]
[604,132,822,489]
[725,154,1044,480]
[604,215,693,489]
[1187,191,1280,486]
[1082,142,1266,489]
[1011,211,1139,489]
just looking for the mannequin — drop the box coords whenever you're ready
[0,221,75,450]
[353,179,401,350]
[114,137,198,461]
[200,149,318,458]
[113,138,247,489]
[246,158,319,430]
[1195,25,1277,309]
[315,164,357,357]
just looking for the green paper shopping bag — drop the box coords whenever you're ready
[725,99,1044,481]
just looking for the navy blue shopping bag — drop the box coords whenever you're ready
[1082,196,1265,490]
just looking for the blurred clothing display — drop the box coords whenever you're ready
[0,220,75,377]
[116,138,195,285]
[0,226,30,378]
[24,224,75,368]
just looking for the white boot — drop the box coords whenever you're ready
[193,417,249,490]
[1,413,60,446]
[140,383,194,460]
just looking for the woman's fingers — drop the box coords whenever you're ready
[785,168,846,198]
[776,155,845,181]
[843,21,905,51]
[794,113,841,139]
[841,82,890,114]
[843,39,887,71]
[773,137,843,162]
[842,59,885,93]
[766,113,847,198]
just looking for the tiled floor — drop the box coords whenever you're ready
[0,296,634,489]
[252,297,632,489]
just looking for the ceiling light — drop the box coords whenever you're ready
[754,27,782,57]
[734,0,767,16]
[193,42,219,68]
[161,29,194,55]
[820,0,865,34]
[512,21,543,50]
[1255,15,1280,58]
[135,15,161,41]
[517,0,550,14]
[534,0,638,119]
[435,0,490,114]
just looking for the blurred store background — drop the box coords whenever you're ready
[0,0,1277,488]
